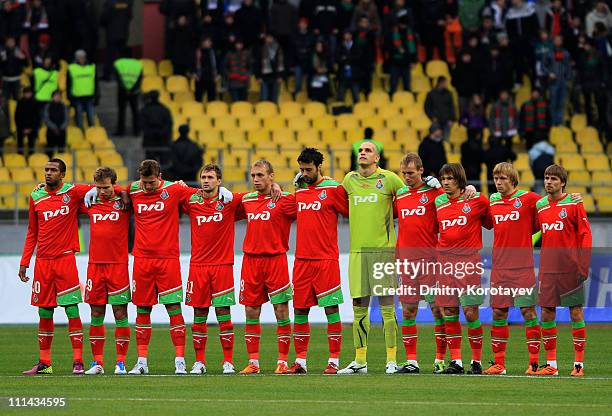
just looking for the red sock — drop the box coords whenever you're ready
[525,325,541,364]
[444,319,462,361]
[402,323,417,361]
[572,327,586,363]
[245,321,261,361]
[68,317,83,363]
[277,321,292,362]
[89,324,105,365]
[192,322,207,363]
[293,319,310,360]
[114,326,130,363]
[135,312,152,358]
[169,313,186,358]
[491,325,509,366]
[434,323,447,360]
[542,326,557,363]
[327,321,342,359]
[468,325,483,362]
[38,318,54,366]
[218,320,234,363]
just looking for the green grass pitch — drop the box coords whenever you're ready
[1,323,612,415]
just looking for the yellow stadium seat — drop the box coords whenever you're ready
[353,102,375,118]
[230,101,253,117]
[377,104,400,120]
[449,123,467,143]
[581,141,604,153]
[172,91,194,104]
[312,115,335,131]
[11,167,34,182]
[368,90,390,108]
[223,168,248,182]
[271,129,295,144]
[402,105,425,121]
[514,154,530,171]
[549,126,572,144]
[3,154,27,168]
[412,115,431,134]
[248,129,271,144]
[296,129,320,146]
[336,114,359,131]
[568,170,590,185]
[114,166,129,182]
[141,59,157,76]
[575,126,599,144]
[206,101,229,117]
[255,102,278,118]
[274,168,296,182]
[386,117,409,131]
[565,186,587,195]
[263,115,286,130]
[559,154,585,170]
[214,116,237,130]
[75,150,99,169]
[520,170,535,187]
[411,76,431,93]
[591,186,609,199]
[181,101,204,119]
[321,129,344,144]
[198,129,222,147]
[190,116,213,131]
[592,171,612,185]
[514,87,531,108]
[597,196,612,213]
[97,151,124,167]
[580,194,595,213]
[279,102,302,118]
[238,117,261,133]
[142,76,164,93]
[396,127,419,143]
[303,102,326,118]
[158,60,173,77]
[222,129,246,146]
[345,129,363,142]
[392,91,414,107]
[570,114,587,132]
[166,76,190,94]
[426,60,450,79]
[555,140,578,153]
[447,153,461,164]
[28,153,49,169]
[0,167,10,181]
[288,116,310,132]
[85,126,108,143]
[585,155,610,171]
[360,116,384,131]
[2,195,30,209]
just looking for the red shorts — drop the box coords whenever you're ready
[31,253,82,307]
[538,272,585,307]
[435,253,484,308]
[398,258,436,304]
[240,254,292,306]
[490,268,537,308]
[186,263,235,308]
[292,259,343,309]
[85,263,131,305]
[132,257,183,306]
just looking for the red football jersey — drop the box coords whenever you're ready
[238,191,297,255]
[489,189,541,269]
[21,182,93,266]
[129,180,194,258]
[536,194,592,275]
[435,192,493,253]
[395,183,443,260]
[294,178,347,260]
[80,195,129,264]
[181,192,243,265]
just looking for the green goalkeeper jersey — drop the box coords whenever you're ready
[341,167,405,252]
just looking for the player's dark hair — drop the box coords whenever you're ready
[400,152,423,170]
[93,166,117,184]
[544,164,567,190]
[49,158,66,173]
[297,148,324,167]
[138,159,160,177]
[201,163,222,179]
[253,159,274,174]
[439,163,467,190]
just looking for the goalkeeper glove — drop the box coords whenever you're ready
[218,186,233,203]
[424,176,441,189]
[293,172,304,187]
[84,187,98,207]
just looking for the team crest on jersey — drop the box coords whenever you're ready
[559,208,567,219]
[375,179,384,189]
[62,194,70,203]
[419,195,428,204]
[215,201,224,211]
[113,201,122,210]
[462,203,471,213]
[267,201,276,209]
[319,190,327,200]
[33,294,38,303]
[160,189,169,200]
[513,198,522,209]
[186,295,191,303]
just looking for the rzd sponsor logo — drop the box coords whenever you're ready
[298,201,321,211]
[137,201,164,214]
[440,216,467,230]
[42,206,69,221]
[494,211,520,224]
[401,206,425,218]
[542,221,564,233]
[353,193,378,205]
[247,211,270,221]
[92,212,120,223]
[196,212,223,225]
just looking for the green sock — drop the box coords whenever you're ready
[352,306,369,364]
[381,305,397,363]
[91,315,104,326]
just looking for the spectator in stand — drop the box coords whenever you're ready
[198,12,218,44]
[543,34,572,125]
[270,0,298,59]
[460,94,487,141]
[292,18,315,98]
[31,33,52,68]
[67,49,98,130]
[534,29,553,91]
[354,15,376,99]
[489,89,518,150]
[194,37,219,102]
[564,14,583,59]
[505,0,539,88]
[200,0,225,24]
[483,44,511,104]
[528,135,555,193]
[0,91,10,155]
[577,38,607,129]
[337,0,355,34]
[534,0,551,30]
[418,122,447,177]
[519,87,550,149]
[100,0,134,81]
[385,17,417,96]
[484,136,517,186]
[171,15,197,76]
[424,76,456,140]
[15,87,39,156]
[32,56,59,111]
[159,0,198,58]
[140,90,173,165]
[415,0,447,61]
[255,34,285,103]
[336,30,362,103]
[224,39,251,101]
[463,35,486,71]
[458,0,486,36]
[43,90,68,158]
[545,0,569,38]
[352,0,381,33]
[452,50,481,112]
[485,0,507,32]
[586,0,612,38]
[460,130,485,190]
[168,124,203,182]
[23,0,49,58]
[234,0,265,49]
[0,36,26,100]
[384,0,414,31]
[308,40,332,103]
[311,0,339,57]
[0,0,23,41]
[114,50,143,136]
[478,15,498,47]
